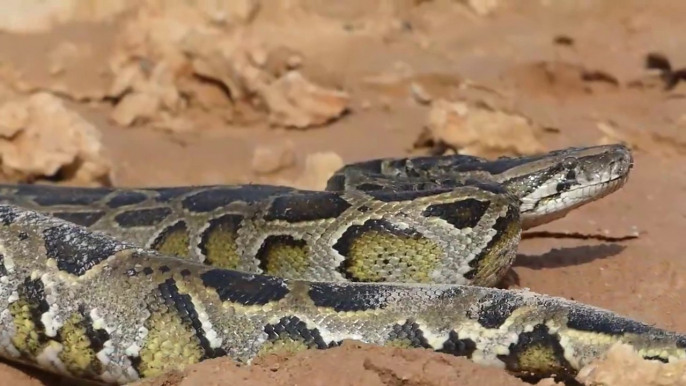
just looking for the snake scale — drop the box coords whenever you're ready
[0,143,684,385]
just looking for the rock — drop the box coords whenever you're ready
[197,0,261,25]
[47,41,81,76]
[410,82,432,105]
[461,0,500,16]
[416,99,546,158]
[577,343,686,386]
[103,1,348,130]
[0,92,113,186]
[292,151,344,191]
[111,90,161,126]
[0,0,130,33]
[251,142,296,175]
[261,71,350,129]
[110,61,183,127]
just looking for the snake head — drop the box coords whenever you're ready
[511,143,634,229]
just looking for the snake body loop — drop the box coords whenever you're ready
[1,143,680,386]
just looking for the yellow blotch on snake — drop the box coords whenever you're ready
[136,301,204,378]
[9,299,43,356]
[57,313,103,377]
[150,221,191,258]
[513,341,571,376]
[255,336,312,359]
[256,235,312,278]
[337,229,442,283]
[199,214,243,269]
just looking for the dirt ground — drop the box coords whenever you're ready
[2,1,686,385]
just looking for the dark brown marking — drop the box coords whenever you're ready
[43,224,124,276]
[437,331,477,357]
[0,254,7,276]
[566,306,672,337]
[326,160,384,189]
[20,277,50,316]
[255,235,308,273]
[357,205,371,213]
[555,181,574,193]
[324,174,347,191]
[644,355,669,364]
[0,205,19,225]
[471,291,526,329]
[264,192,352,223]
[354,183,386,191]
[150,221,190,257]
[421,198,491,229]
[307,283,389,312]
[553,35,574,46]
[153,187,201,203]
[50,211,105,227]
[157,279,226,359]
[200,269,289,306]
[343,159,384,175]
[143,267,154,275]
[106,192,149,208]
[113,207,172,228]
[264,316,329,349]
[15,185,112,206]
[388,320,432,348]
[497,324,575,381]
[181,186,295,213]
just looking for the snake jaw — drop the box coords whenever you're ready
[519,172,630,229]
[515,144,633,229]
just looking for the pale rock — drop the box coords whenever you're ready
[293,152,344,191]
[261,71,350,129]
[251,142,296,175]
[577,343,686,386]
[420,99,545,158]
[0,92,112,185]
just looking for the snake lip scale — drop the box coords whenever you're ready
[1,143,683,386]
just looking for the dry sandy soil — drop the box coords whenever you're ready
[1,1,686,385]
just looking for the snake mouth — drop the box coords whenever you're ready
[564,173,628,204]
[519,172,630,229]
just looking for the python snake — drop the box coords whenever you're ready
[0,143,683,385]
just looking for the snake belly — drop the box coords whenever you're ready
[1,143,680,386]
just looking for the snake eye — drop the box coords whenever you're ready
[562,157,578,169]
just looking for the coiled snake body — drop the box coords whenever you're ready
[0,143,683,385]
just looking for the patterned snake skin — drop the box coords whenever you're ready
[0,143,683,385]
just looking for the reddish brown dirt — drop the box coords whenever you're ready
[2,1,686,385]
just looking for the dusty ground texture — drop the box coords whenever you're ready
[1,0,686,385]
